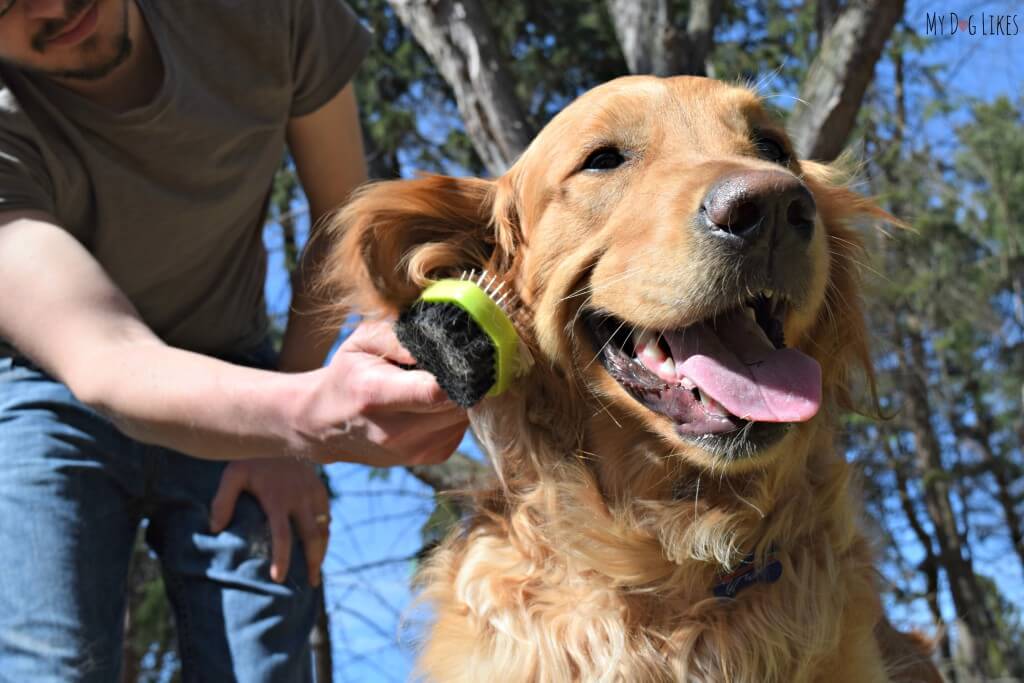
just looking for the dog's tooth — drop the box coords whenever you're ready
[641,345,666,366]
[680,375,696,390]
[656,357,677,382]
[743,306,757,320]
[636,331,663,361]
[699,391,729,416]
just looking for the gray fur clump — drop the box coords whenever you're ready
[395,302,496,408]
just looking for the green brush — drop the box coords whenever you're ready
[394,270,528,408]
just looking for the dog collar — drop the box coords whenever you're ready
[712,549,783,598]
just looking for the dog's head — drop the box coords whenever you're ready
[322,76,891,473]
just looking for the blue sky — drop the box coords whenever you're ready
[262,5,1024,679]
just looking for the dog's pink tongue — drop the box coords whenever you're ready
[669,312,821,423]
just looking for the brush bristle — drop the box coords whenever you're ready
[395,301,496,408]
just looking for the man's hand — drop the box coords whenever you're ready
[209,459,331,586]
[296,320,470,466]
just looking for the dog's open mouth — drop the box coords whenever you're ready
[585,292,822,448]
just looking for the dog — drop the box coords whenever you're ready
[321,76,942,682]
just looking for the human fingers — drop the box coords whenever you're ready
[322,413,465,468]
[294,504,329,587]
[344,320,416,365]
[405,419,470,466]
[356,363,457,412]
[268,510,293,584]
[370,405,470,442]
[209,462,247,534]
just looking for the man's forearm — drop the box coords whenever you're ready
[75,339,319,461]
[67,319,466,469]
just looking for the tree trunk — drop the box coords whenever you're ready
[387,0,534,175]
[677,0,724,77]
[884,433,956,676]
[606,0,723,76]
[606,0,664,74]
[963,377,1024,574]
[790,0,905,161]
[814,0,841,48]
[900,322,1002,678]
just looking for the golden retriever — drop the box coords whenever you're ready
[321,76,942,683]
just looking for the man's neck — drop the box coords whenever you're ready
[52,1,162,112]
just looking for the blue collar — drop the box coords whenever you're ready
[712,549,783,598]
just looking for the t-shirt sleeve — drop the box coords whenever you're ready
[289,0,371,117]
[0,119,56,216]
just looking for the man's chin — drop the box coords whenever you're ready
[50,35,133,82]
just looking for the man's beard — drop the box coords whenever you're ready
[30,0,133,81]
[51,31,132,81]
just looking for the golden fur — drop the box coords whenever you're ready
[320,76,942,682]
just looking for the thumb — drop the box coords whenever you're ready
[209,464,247,533]
[347,320,417,366]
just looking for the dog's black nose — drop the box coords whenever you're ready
[700,171,816,244]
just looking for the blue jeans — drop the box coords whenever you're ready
[0,348,316,683]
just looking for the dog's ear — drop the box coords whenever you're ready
[317,173,520,320]
[800,160,902,413]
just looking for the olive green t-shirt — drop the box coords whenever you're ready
[0,0,370,356]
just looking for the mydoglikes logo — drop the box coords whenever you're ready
[925,12,1020,36]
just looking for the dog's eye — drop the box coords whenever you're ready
[582,147,626,171]
[753,135,790,164]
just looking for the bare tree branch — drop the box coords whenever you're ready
[790,0,906,161]
[606,0,723,76]
[387,0,534,175]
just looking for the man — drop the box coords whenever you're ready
[0,0,468,680]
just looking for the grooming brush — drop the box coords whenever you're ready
[394,270,530,408]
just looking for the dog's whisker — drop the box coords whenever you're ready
[761,92,810,107]
[727,475,765,518]
[694,472,702,522]
[828,248,885,280]
[750,61,788,96]
[584,316,629,370]
[559,265,647,303]
[588,388,624,429]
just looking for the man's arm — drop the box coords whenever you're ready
[278,82,368,372]
[0,211,465,466]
